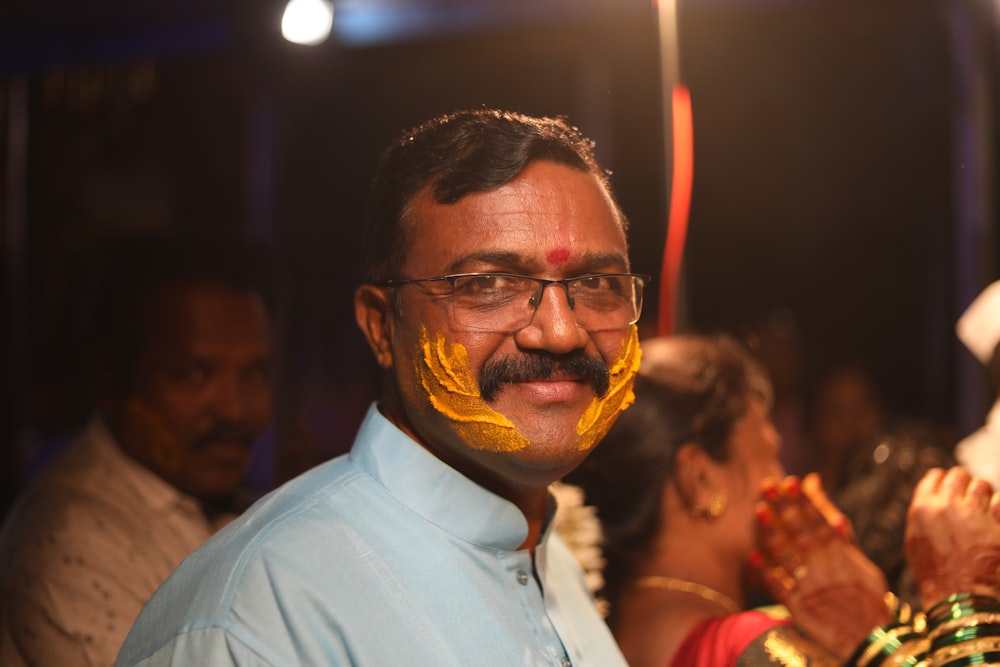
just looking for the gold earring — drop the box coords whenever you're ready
[692,493,727,520]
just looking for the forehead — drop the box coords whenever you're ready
[142,283,271,352]
[404,161,629,275]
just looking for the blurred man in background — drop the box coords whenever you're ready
[807,358,954,606]
[0,232,276,666]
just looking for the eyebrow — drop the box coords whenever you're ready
[445,250,628,275]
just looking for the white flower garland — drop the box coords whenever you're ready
[550,481,609,617]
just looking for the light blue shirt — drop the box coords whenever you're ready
[116,404,626,666]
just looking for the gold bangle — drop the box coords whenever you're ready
[882,636,930,667]
[931,636,1000,665]
[928,613,1000,644]
[927,595,1000,628]
[854,624,919,667]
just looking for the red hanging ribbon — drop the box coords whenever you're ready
[657,84,694,336]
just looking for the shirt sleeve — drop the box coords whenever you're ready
[120,628,270,666]
[118,623,360,667]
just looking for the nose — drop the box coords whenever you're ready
[212,376,250,423]
[514,281,589,354]
[528,280,574,310]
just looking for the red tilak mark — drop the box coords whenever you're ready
[546,248,571,265]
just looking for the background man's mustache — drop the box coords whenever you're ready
[192,424,257,452]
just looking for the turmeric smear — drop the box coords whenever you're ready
[417,328,530,452]
[575,325,641,451]
[414,325,640,453]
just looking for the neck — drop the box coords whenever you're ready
[516,490,550,552]
[638,500,747,612]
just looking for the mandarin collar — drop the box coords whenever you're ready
[348,404,541,551]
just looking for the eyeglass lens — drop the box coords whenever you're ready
[448,274,643,333]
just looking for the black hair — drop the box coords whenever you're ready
[362,108,629,284]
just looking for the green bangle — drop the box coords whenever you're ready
[848,623,923,667]
[927,593,993,613]
[847,593,931,667]
[929,612,1000,645]
[933,649,1000,667]
[927,595,1000,631]
[927,594,1000,637]
[931,634,1000,666]
[931,624,1000,653]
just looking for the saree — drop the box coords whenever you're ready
[670,608,839,667]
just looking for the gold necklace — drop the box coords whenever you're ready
[633,575,741,615]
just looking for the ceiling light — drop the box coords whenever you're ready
[281,0,334,45]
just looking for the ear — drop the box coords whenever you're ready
[674,442,720,511]
[354,284,395,369]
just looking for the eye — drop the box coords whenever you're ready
[452,274,528,296]
[454,274,498,294]
[176,364,208,386]
[569,275,634,315]
[575,274,627,294]
[242,363,272,388]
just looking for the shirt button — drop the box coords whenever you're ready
[560,658,572,667]
[516,569,529,585]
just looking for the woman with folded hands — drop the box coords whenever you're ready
[567,333,1000,666]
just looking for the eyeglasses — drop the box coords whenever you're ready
[384,272,650,333]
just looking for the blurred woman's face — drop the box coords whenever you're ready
[720,394,785,552]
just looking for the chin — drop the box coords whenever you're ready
[190,472,245,501]
[501,436,591,471]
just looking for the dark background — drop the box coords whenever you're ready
[2,0,998,514]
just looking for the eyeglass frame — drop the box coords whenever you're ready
[382,271,651,333]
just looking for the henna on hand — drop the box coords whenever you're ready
[906,467,1000,608]
[752,474,891,660]
[795,583,888,660]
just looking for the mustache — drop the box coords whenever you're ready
[192,423,258,452]
[478,351,610,402]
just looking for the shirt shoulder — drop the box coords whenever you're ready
[116,454,365,663]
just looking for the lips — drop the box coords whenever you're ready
[512,378,590,403]
[192,424,256,453]
[197,439,252,461]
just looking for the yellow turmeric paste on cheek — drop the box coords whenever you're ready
[125,397,184,473]
[575,325,641,451]
[410,326,640,453]
[414,328,530,452]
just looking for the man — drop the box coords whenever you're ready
[0,233,275,666]
[116,110,645,665]
[955,278,1000,488]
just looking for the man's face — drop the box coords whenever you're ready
[115,283,274,501]
[358,161,639,489]
[813,368,884,457]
